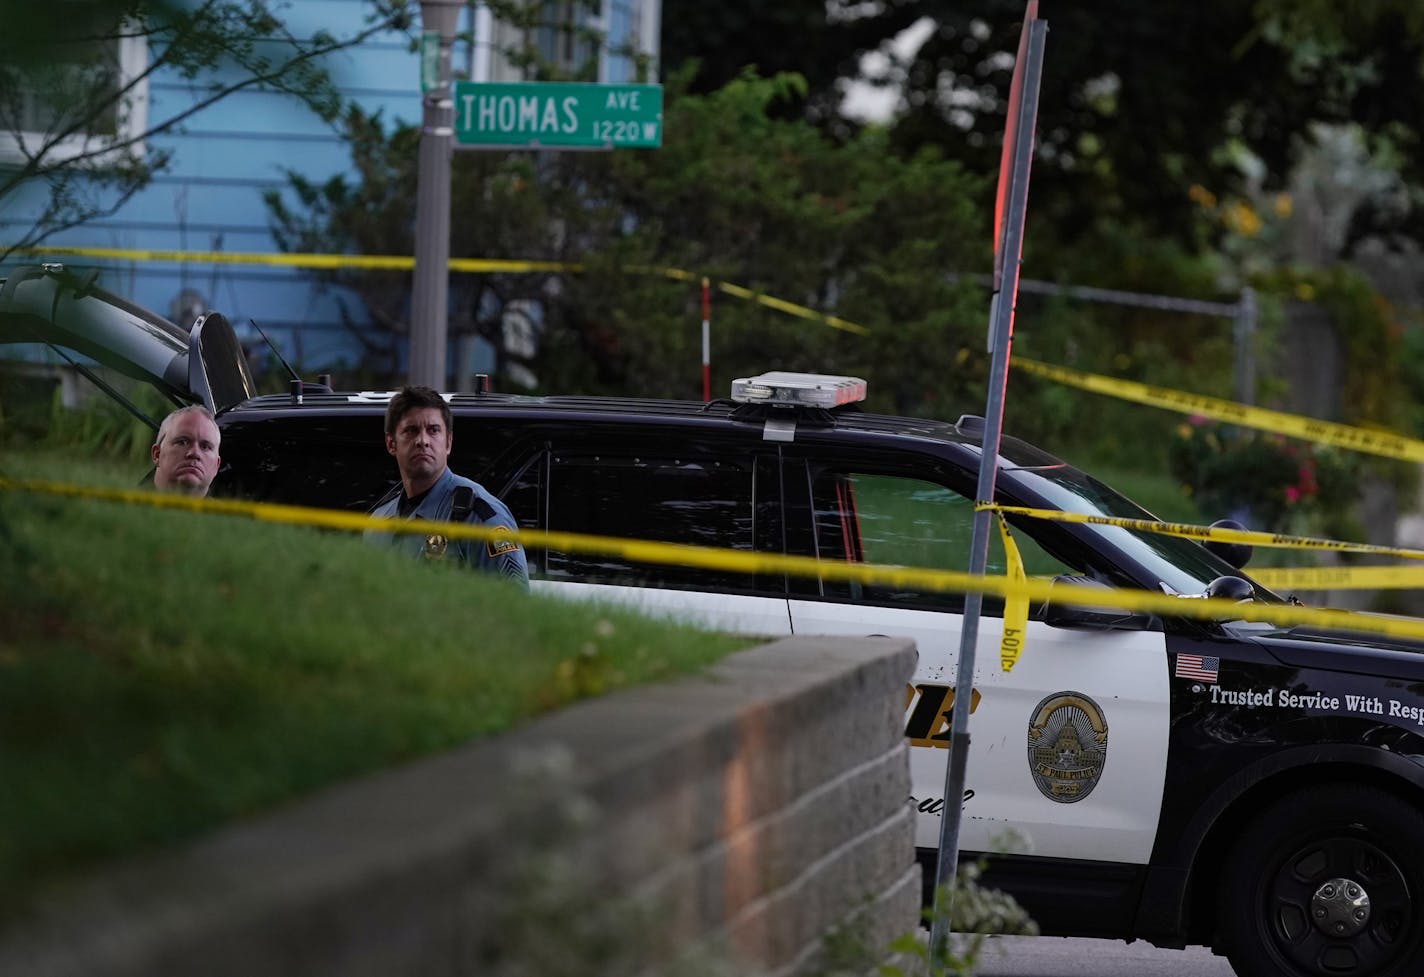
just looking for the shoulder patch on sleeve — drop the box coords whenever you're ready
[487,527,521,558]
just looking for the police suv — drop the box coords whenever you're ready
[6,263,1424,977]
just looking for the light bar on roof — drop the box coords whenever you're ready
[729,371,867,408]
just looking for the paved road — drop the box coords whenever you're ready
[972,936,1238,977]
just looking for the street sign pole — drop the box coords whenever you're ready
[929,5,1047,964]
[409,0,462,389]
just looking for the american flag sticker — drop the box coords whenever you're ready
[1175,654,1220,682]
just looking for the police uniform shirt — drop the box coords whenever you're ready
[366,468,528,587]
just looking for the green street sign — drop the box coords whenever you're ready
[453,81,663,149]
[419,31,439,93]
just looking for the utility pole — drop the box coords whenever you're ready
[409,0,463,389]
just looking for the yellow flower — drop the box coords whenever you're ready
[1273,193,1293,219]
[1188,184,1218,209]
[1223,200,1262,237]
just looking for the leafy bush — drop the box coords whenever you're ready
[43,384,168,463]
[1168,416,1359,534]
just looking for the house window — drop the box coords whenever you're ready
[0,12,148,167]
[535,1,598,77]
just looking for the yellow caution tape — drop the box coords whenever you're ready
[8,246,869,335]
[9,476,1424,641]
[983,503,1424,561]
[995,513,1029,671]
[1013,357,1424,464]
[706,279,870,335]
[9,245,570,274]
[1250,565,1424,592]
[11,247,1410,453]
[986,503,1424,591]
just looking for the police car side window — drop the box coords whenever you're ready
[545,453,768,593]
[812,471,976,611]
[811,470,1073,612]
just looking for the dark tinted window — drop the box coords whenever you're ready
[501,452,544,575]
[546,451,765,592]
[213,416,390,510]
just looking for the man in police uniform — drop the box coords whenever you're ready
[366,385,528,587]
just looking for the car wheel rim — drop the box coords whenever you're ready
[1264,835,1412,976]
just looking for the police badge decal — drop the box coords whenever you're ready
[422,534,448,560]
[1027,692,1109,803]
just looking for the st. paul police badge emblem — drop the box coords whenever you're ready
[1027,691,1109,803]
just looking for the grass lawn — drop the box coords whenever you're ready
[0,451,748,918]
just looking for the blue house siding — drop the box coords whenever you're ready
[4,0,659,383]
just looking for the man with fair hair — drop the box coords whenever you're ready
[151,405,221,497]
[366,385,528,586]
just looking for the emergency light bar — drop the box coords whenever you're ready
[730,371,867,408]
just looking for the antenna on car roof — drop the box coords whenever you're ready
[247,318,301,384]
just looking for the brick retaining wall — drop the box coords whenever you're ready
[0,636,920,977]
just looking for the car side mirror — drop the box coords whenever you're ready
[1203,519,1253,569]
[1042,575,1157,632]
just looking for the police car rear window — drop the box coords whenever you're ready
[544,453,765,593]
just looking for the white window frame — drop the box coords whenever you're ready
[0,24,148,168]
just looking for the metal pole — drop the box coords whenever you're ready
[409,0,463,389]
[1233,286,1257,405]
[701,277,711,401]
[929,13,1047,964]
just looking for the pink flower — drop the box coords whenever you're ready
[1284,486,1301,504]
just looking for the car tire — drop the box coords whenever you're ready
[1219,784,1424,977]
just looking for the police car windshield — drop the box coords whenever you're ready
[997,448,1280,601]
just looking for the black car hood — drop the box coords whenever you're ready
[1238,614,1424,678]
[0,263,255,414]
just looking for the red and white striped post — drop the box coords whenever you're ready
[701,276,711,401]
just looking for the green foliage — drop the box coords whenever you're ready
[663,0,1424,249]
[43,385,170,464]
[1168,418,1361,536]
[811,860,1037,977]
[1005,221,1242,463]
[1244,264,1419,502]
[266,68,991,411]
[1398,308,1424,435]
[0,364,170,463]
[259,6,1424,486]
[874,862,1038,977]
[546,70,988,408]
[1255,265,1410,429]
[0,451,746,911]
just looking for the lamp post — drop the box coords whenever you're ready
[409,0,463,389]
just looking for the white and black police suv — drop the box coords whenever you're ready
[7,263,1424,977]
